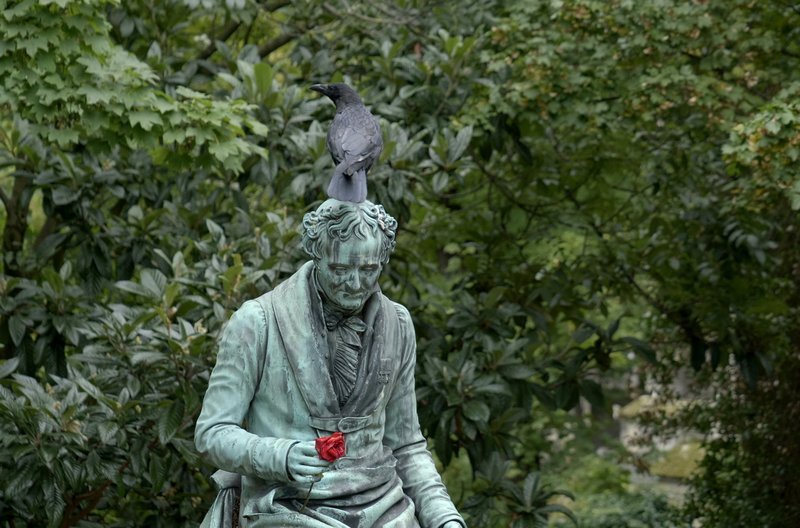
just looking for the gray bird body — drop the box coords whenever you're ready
[311,83,382,203]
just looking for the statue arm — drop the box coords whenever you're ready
[383,304,466,528]
[194,299,297,482]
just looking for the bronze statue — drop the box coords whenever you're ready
[195,84,464,528]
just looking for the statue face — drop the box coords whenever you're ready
[317,234,383,313]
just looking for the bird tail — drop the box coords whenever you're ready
[327,166,367,202]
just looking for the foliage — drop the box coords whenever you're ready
[558,491,677,528]
[0,0,267,163]
[1,0,799,526]
[461,453,577,528]
[0,205,301,526]
[682,354,800,527]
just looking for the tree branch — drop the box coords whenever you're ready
[321,2,419,28]
[258,30,301,57]
[33,215,60,250]
[60,433,163,528]
[474,158,561,216]
[197,20,241,61]
[781,48,800,59]
[195,0,293,61]
[2,174,32,277]
[0,185,8,210]
[562,185,712,356]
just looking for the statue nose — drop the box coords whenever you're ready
[347,270,361,290]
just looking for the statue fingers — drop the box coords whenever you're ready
[293,473,323,483]
[292,441,318,456]
[287,442,316,464]
[293,464,326,479]
[299,456,331,468]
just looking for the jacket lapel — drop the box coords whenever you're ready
[340,295,396,417]
[271,261,340,418]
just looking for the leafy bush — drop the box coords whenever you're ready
[2,0,800,526]
[0,206,301,526]
[565,491,677,528]
[683,355,800,527]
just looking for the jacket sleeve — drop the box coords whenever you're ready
[194,299,297,483]
[382,304,466,528]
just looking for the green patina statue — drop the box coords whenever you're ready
[195,198,466,527]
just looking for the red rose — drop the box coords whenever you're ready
[315,431,346,462]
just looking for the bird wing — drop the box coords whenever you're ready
[327,117,346,164]
[340,126,380,161]
[326,107,383,176]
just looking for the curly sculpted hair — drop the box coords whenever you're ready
[301,199,398,265]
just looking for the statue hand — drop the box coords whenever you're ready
[287,440,332,482]
[440,522,463,528]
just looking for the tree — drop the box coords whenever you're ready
[2,0,799,526]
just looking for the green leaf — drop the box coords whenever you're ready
[206,219,224,239]
[221,254,244,296]
[448,125,472,163]
[253,62,274,97]
[163,128,187,144]
[606,317,621,338]
[141,269,167,297]
[149,453,166,491]
[536,504,578,526]
[51,186,78,205]
[463,400,490,424]
[209,140,239,162]
[484,286,506,308]
[497,364,537,380]
[157,398,185,444]
[98,422,119,444]
[131,351,168,365]
[77,85,113,104]
[522,472,541,505]
[555,380,580,410]
[119,18,134,38]
[579,379,605,408]
[45,128,79,146]
[572,325,595,345]
[621,337,658,365]
[171,438,202,466]
[115,280,150,297]
[432,172,449,193]
[129,110,163,131]
[530,383,556,410]
[8,315,26,346]
[0,357,20,379]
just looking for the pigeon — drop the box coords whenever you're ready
[310,83,383,203]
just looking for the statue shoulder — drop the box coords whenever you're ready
[382,295,414,335]
[391,300,412,324]
[226,295,271,330]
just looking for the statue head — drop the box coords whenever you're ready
[302,199,398,313]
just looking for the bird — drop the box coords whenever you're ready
[310,83,383,203]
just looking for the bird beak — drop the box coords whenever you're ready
[310,84,328,95]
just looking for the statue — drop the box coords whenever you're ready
[195,84,465,528]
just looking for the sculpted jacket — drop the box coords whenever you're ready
[195,262,465,528]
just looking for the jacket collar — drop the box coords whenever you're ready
[271,261,387,420]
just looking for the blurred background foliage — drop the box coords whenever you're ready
[1,0,799,526]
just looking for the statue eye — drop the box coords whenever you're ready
[329,265,348,275]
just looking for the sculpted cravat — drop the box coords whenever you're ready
[323,306,367,407]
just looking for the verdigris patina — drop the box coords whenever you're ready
[195,199,465,527]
